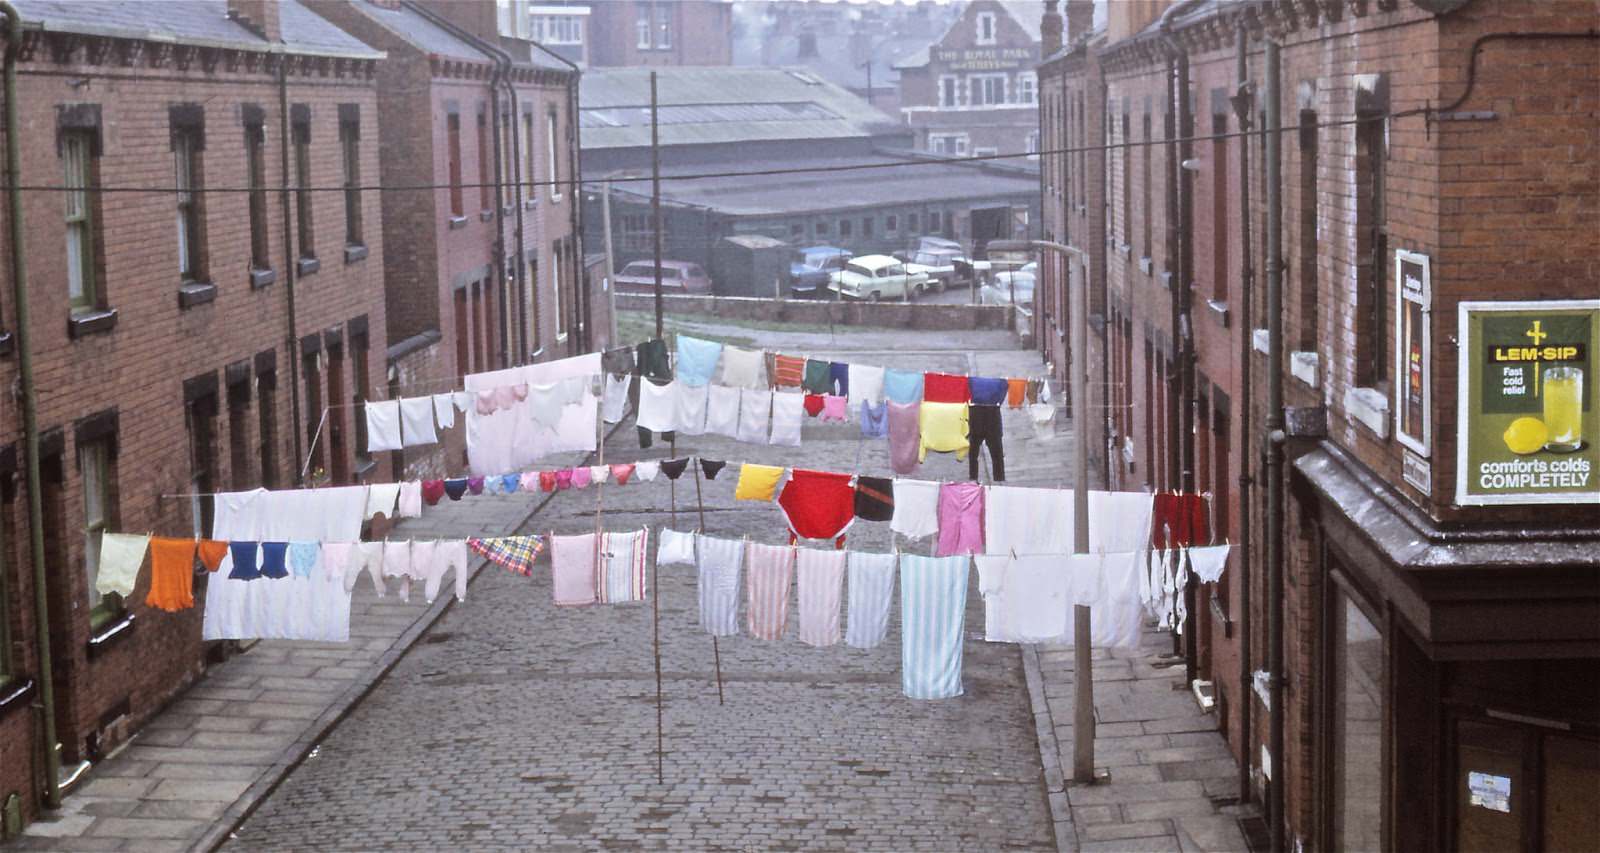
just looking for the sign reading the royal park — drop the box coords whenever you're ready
[1456,300,1600,505]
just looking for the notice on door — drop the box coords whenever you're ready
[1468,771,1512,813]
[1456,300,1600,505]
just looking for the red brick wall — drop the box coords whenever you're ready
[588,1,733,67]
[0,40,385,824]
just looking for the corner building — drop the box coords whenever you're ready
[0,0,387,827]
[1038,0,1598,848]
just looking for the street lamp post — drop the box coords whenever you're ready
[990,238,1095,784]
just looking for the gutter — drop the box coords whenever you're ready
[0,0,62,811]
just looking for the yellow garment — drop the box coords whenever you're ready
[919,402,969,461]
[734,463,786,501]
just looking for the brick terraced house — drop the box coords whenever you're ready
[304,0,591,481]
[0,0,388,828]
[1038,0,1598,848]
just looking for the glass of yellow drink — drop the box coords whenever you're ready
[1542,366,1583,452]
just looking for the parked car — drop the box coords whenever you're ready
[786,246,851,299]
[903,246,970,292]
[612,260,714,295]
[980,270,1035,307]
[829,254,930,302]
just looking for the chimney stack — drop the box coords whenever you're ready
[227,0,281,43]
[1065,0,1093,43]
[1041,1,1063,57]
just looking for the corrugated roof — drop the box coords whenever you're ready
[580,66,896,151]
[340,0,484,61]
[12,0,383,58]
[606,153,1039,218]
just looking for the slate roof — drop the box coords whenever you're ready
[11,0,383,58]
[338,0,483,61]
[602,152,1040,218]
[580,66,898,151]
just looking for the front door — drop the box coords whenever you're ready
[1452,716,1600,851]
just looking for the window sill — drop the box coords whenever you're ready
[1139,257,1153,276]
[249,267,276,289]
[1205,298,1229,328]
[502,204,515,216]
[0,330,13,357]
[344,243,369,264]
[1344,386,1390,439]
[178,281,217,310]
[68,308,118,339]
[0,676,35,719]
[297,256,321,277]
[523,199,537,209]
[1117,243,1132,259]
[479,209,494,222]
[87,611,136,659]
[1159,271,1173,292]
[551,195,563,205]
[354,455,377,479]
[448,216,469,230]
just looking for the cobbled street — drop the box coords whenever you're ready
[224,320,1069,851]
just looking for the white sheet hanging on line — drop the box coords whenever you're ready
[462,353,601,475]
[202,485,367,642]
[399,397,438,447]
[984,485,1075,555]
[704,384,742,439]
[365,400,402,453]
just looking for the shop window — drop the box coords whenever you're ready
[1330,590,1383,852]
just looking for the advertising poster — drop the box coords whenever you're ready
[1456,300,1600,505]
[1395,251,1431,455]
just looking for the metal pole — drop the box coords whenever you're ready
[601,178,618,345]
[650,72,664,339]
[1069,251,1094,785]
[1264,39,1287,853]
[277,59,305,485]
[2,0,62,808]
[1231,22,1256,805]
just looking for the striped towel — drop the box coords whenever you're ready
[601,529,649,604]
[845,551,896,649]
[745,542,796,641]
[899,554,970,700]
[696,535,744,637]
[772,354,806,388]
[795,548,847,647]
[467,535,546,577]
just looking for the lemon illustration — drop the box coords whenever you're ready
[1503,417,1548,455]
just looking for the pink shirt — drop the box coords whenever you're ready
[820,394,849,422]
[936,481,986,556]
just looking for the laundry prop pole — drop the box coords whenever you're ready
[694,461,726,706]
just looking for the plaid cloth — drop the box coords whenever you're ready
[468,535,546,577]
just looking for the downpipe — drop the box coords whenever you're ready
[1263,39,1287,853]
[1231,21,1256,806]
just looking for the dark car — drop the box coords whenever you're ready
[612,260,714,295]
[787,246,851,299]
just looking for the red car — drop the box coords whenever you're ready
[613,260,714,294]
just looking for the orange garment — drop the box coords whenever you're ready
[772,355,805,388]
[1006,378,1027,408]
[147,538,197,612]
[197,539,230,572]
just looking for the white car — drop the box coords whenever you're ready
[982,270,1035,306]
[829,254,930,301]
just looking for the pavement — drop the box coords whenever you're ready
[12,316,1251,852]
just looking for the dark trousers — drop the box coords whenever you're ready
[968,404,1005,481]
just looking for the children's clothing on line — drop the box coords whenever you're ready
[636,377,678,433]
[635,460,661,482]
[636,338,672,381]
[146,537,198,612]
[847,363,885,406]
[538,471,557,492]
[887,401,921,475]
[380,540,414,604]
[468,535,545,577]
[602,529,649,603]
[96,533,151,597]
[883,369,924,404]
[399,397,439,447]
[467,476,485,496]
[659,458,691,480]
[919,401,969,462]
[968,376,1010,406]
[588,465,609,486]
[502,473,521,494]
[860,401,888,438]
[777,469,857,544]
[571,467,592,489]
[745,542,795,641]
[555,469,574,491]
[819,394,848,422]
[738,389,772,444]
[889,478,941,540]
[1186,544,1230,583]
[1027,402,1056,440]
[320,542,354,586]
[365,400,402,453]
[259,541,290,580]
[601,373,630,424]
[845,551,896,649]
[656,528,697,565]
[853,475,894,522]
[803,359,833,395]
[396,481,423,518]
[923,372,971,403]
[803,393,825,418]
[611,463,635,485]
[705,384,742,439]
[443,477,470,501]
[288,542,320,579]
[770,391,804,447]
[347,541,386,595]
[696,535,744,637]
[795,548,846,647]
[432,392,457,430]
[365,483,400,520]
[828,361,850,397]
[421,479,446,506]
[550,532,599,606]
[228,541,260,581]
[675,335,724,387]
[197,539,230,572]
[720,346,767,389]
[1005,378,1027,408]
[900,554,969,700]
[735,463,785,502]
[967,404,1005,481]
[699,458,727,480]
[935,482,985,556]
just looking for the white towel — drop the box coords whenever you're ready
[636,379,677,433]
[601,373,630,424]
[889,478,941,540]
[738,389,772,444]
[675,381,709,435]
[769,390,804,447]
[399,397,438,447]
[365,400,402,453]
[705,384,742,439]
[96,533,151,597]
[847,363,885,406]
[719,346,768,389]
[657,528,697,565]
[432,392,456,430]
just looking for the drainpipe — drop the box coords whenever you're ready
[406,2,530,365]
[1263,38,1287,853]
[1229,21,1256,806]
[1158,0,1198,683]
[276,59,304,486]
[483,46,508,369]
[1,0,62,810]
[528,40,584,355]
